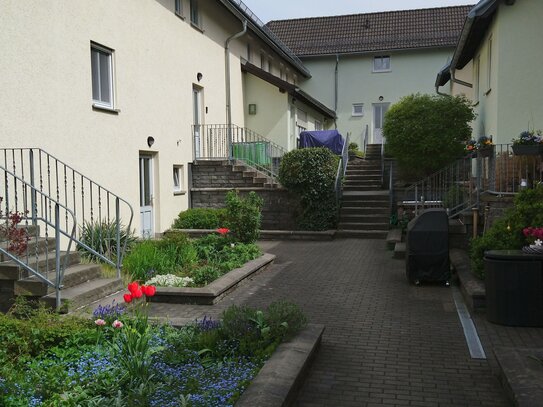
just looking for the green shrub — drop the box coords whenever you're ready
[383,93,475,180]
[265,301,307,341]
[278,147,339,230]
[78,219,136,263]
[122,240,180,281]
[172,208,227,230]
[470,185,543,278]
[225,191,263,243]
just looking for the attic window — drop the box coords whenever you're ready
[373,56,391,72]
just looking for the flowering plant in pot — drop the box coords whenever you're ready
[512,130,543,155]
[465,135,494,156]
[522,226,543,254]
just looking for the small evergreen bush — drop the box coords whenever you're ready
[172,208,227,230]
[225,191,263,243]
[278,147,338,230]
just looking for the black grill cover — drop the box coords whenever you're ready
[406,208,450,284]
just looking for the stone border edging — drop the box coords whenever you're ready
[494,347,543,407]
[150,253,275,305]
[450,248,486,311]
[167,228,336,241]
[236,324,325,407]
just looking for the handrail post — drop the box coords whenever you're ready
[29,150,37,226]
[55,203,61,311]
[115,197,121,278]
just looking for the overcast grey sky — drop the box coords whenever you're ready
[241,0,475,22]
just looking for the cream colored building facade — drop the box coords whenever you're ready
[0,0,331,237]
[436,0,543,145]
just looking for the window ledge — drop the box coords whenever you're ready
[190,22,204,33]
[174,190,186,196]
[175,12,185,20]
[372,69,391,73]
[92,104,120,114]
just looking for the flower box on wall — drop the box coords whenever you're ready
[477,145,494,158]
[512,145,543,156]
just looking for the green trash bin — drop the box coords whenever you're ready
[232,142,271,166]
[484,250,543,326]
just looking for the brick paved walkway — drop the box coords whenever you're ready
[147,239,510,406]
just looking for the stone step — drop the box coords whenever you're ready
[15,262,103,296]
[341,200,389,209]
[386,229,403,250]
[0,251,80,280]
[342,192,389,202]
[340,206,390,215]
[0,236,55,262]
[344,175,382,181]
[335,230,388,239]
[343,184,382,191]
[338,222,389,231]
[394,242,406,259]
[40,277,124,313]
[346,166,381,172]
[340,214,390,223]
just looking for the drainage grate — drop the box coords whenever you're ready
[452,286,487,359]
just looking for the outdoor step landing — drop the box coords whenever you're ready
[40,277,124,313]
[338,222,389,231]
[340,207,390,215]
[15,262,103,296]
[343,185,383,191]
[344,175,382,181]
[394,242,406,259]
[340,201,389,209]
[339,214,390,223]
[335,229,388,239]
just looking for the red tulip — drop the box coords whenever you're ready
[217,228,229,236]
[143,285,156,297]
[132,288,143,298]
[127,281,140,294]
[123,293,133,303]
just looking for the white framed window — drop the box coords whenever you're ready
[474,56,480,103]
[352,103,364,117]
[373,56,391,72]
[174,0,183,17]
[486,36,492,93]
[173,165,184,193]
[315,120,322,131]
[293,74,297,85]
[190,0,200,28]
[91,42,114,109]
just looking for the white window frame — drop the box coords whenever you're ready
[173,165,184,194]
[315,120,322,131]
[352,103,364,117]
[91,42,114,109]
[373,55,391,72]
[190,0,201,28]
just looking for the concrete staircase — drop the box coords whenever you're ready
[337,144,390,239]
[0,229,122,313]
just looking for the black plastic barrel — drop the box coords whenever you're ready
[484,250,543,326]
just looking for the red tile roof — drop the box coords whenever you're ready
[266,5,473,56]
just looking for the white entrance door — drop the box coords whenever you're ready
[139,155,153,238]
[373,103,390,144]
[193,86,202,158]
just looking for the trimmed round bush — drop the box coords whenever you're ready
[172,208,227,229]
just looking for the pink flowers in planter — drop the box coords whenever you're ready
[523,227,543,246]
[94,319,106,326]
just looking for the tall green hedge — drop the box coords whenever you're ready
[383,93,475,180]
[278,147,338,231]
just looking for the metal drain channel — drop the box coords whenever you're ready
[452,286,487,359]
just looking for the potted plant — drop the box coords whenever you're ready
[464,135,494,157]
[511,130,543,155]
[522,226,543,254]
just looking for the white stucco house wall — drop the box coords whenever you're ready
[0,0,332,237]
[267,5,473,149]
[436,0,543,145]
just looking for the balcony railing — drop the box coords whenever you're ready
[193,124,288,179]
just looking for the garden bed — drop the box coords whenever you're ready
[169,229,336,241]
[150,253,275,305]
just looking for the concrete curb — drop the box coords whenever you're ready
[150,253,275,305]
[495,347,543,407]
[168,228,336,241]
[236,324,325,407]
[450,248,486,311]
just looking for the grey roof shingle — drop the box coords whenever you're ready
[266,5,473,56]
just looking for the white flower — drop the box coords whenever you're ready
[145,274,194,287]
[231,243,235,248]
[534,239,542,246]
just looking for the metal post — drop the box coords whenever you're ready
[415,185,419,216]
[55,203,61,311]
[115,197,121,279]
[29,150,37,226]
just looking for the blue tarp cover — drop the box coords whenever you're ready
[299,130,344,155]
